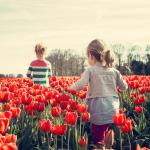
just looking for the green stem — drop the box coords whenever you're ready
[61,135,63,150]
[127,134,131,150]
[82,123,85,136]
[38,129,42,147]
[80,117,82,136]
[45,133,50,149]
[119,127,122,150]
[31,116,33,127]
[55,136,57,150]
[68,127,70,150]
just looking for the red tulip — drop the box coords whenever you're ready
[50,99,58,107]
[65,112,78,125]
[139,87,146,94]
[37,102,45,112]
[0,91,4,102]
[10,108,21,118]
[78,92,86,99]
[33,84,42,90]
[51,107,62,117]
[78,136,88,147]
[69,100,78,111]
[51,124,67,135]
[50,76,57,82]
[77,103,88,113]
[0,143,18,150]
[0,118,10,134]
[60,101,68,110]
[138,95,145,103]
[113,113,126,126]
[121,119,133,133]
[39,119,53,133]
[135,106,143,113]
[136,144,148,150]
[21,94,32,105]
[0,92,11,102]
[81,112,90,122]
[5,134,17,143]
[4,111,12,120]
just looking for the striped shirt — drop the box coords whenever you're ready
[27,59,52,87]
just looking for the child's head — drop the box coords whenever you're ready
[87,39,115,67]
[35,43,46,58]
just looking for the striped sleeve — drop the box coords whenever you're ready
[27,65,32,78]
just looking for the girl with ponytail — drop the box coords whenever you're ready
[69,39,128,150]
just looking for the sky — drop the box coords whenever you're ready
[0,0,150,75]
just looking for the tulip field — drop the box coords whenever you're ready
[0,75,150,150]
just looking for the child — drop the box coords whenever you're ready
[69,39,128,150]
[27,43,52,87]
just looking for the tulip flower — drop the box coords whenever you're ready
[0,118,10,134]
[51,125,67,135]
[51,107,62,117]
[136,144,148,150]
[39,119,53,133]
[10,108,21,118]
[5,134,17,143]
[0,143,18,150]
[81,112,90,122]
[121,119,133,133]
[138,95,145,103]
[135,106,143,113]
[77,103,88,113]
[65,112,78,125]
[113,113,126,126]
[78,136,88,147]
[60,101,68,110]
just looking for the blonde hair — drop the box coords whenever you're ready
[35,43,46,56]
[87,39,116,67]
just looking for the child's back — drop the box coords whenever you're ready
[27,43,51,87]
[27,59,51,86]
[71,62,127,98]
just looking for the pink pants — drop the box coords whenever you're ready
[92,124,109,146]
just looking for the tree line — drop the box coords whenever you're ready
[46,49,85,76]
[112,44,150,75]
[0,43,150,78]
[45,44,150,76]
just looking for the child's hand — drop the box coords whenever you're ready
[67,87,76,94]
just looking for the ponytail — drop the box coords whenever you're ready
[104,50,115,67]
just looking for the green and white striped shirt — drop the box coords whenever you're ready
[27,59,52,87]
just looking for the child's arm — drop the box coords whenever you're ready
[48,63,52,78]
[26,65,32,78]
[116,70,128,91]
[70,69,90,91]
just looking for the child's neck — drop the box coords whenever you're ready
[94,61,104,66]
[37,56,44,60]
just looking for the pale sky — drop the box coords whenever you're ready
[0,0,150,75]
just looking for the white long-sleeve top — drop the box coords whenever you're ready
[70,62,128,98]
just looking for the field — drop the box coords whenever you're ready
[0,75,150,150]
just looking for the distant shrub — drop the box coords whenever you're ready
[0,74,5,78]
[17,74,23,78]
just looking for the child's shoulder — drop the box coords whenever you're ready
[106,67,121,74]
[30,59,51,67]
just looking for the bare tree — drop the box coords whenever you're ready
[46,49,85,76]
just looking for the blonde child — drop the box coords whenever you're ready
[27,43,52,87]
[70,39,128,149]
